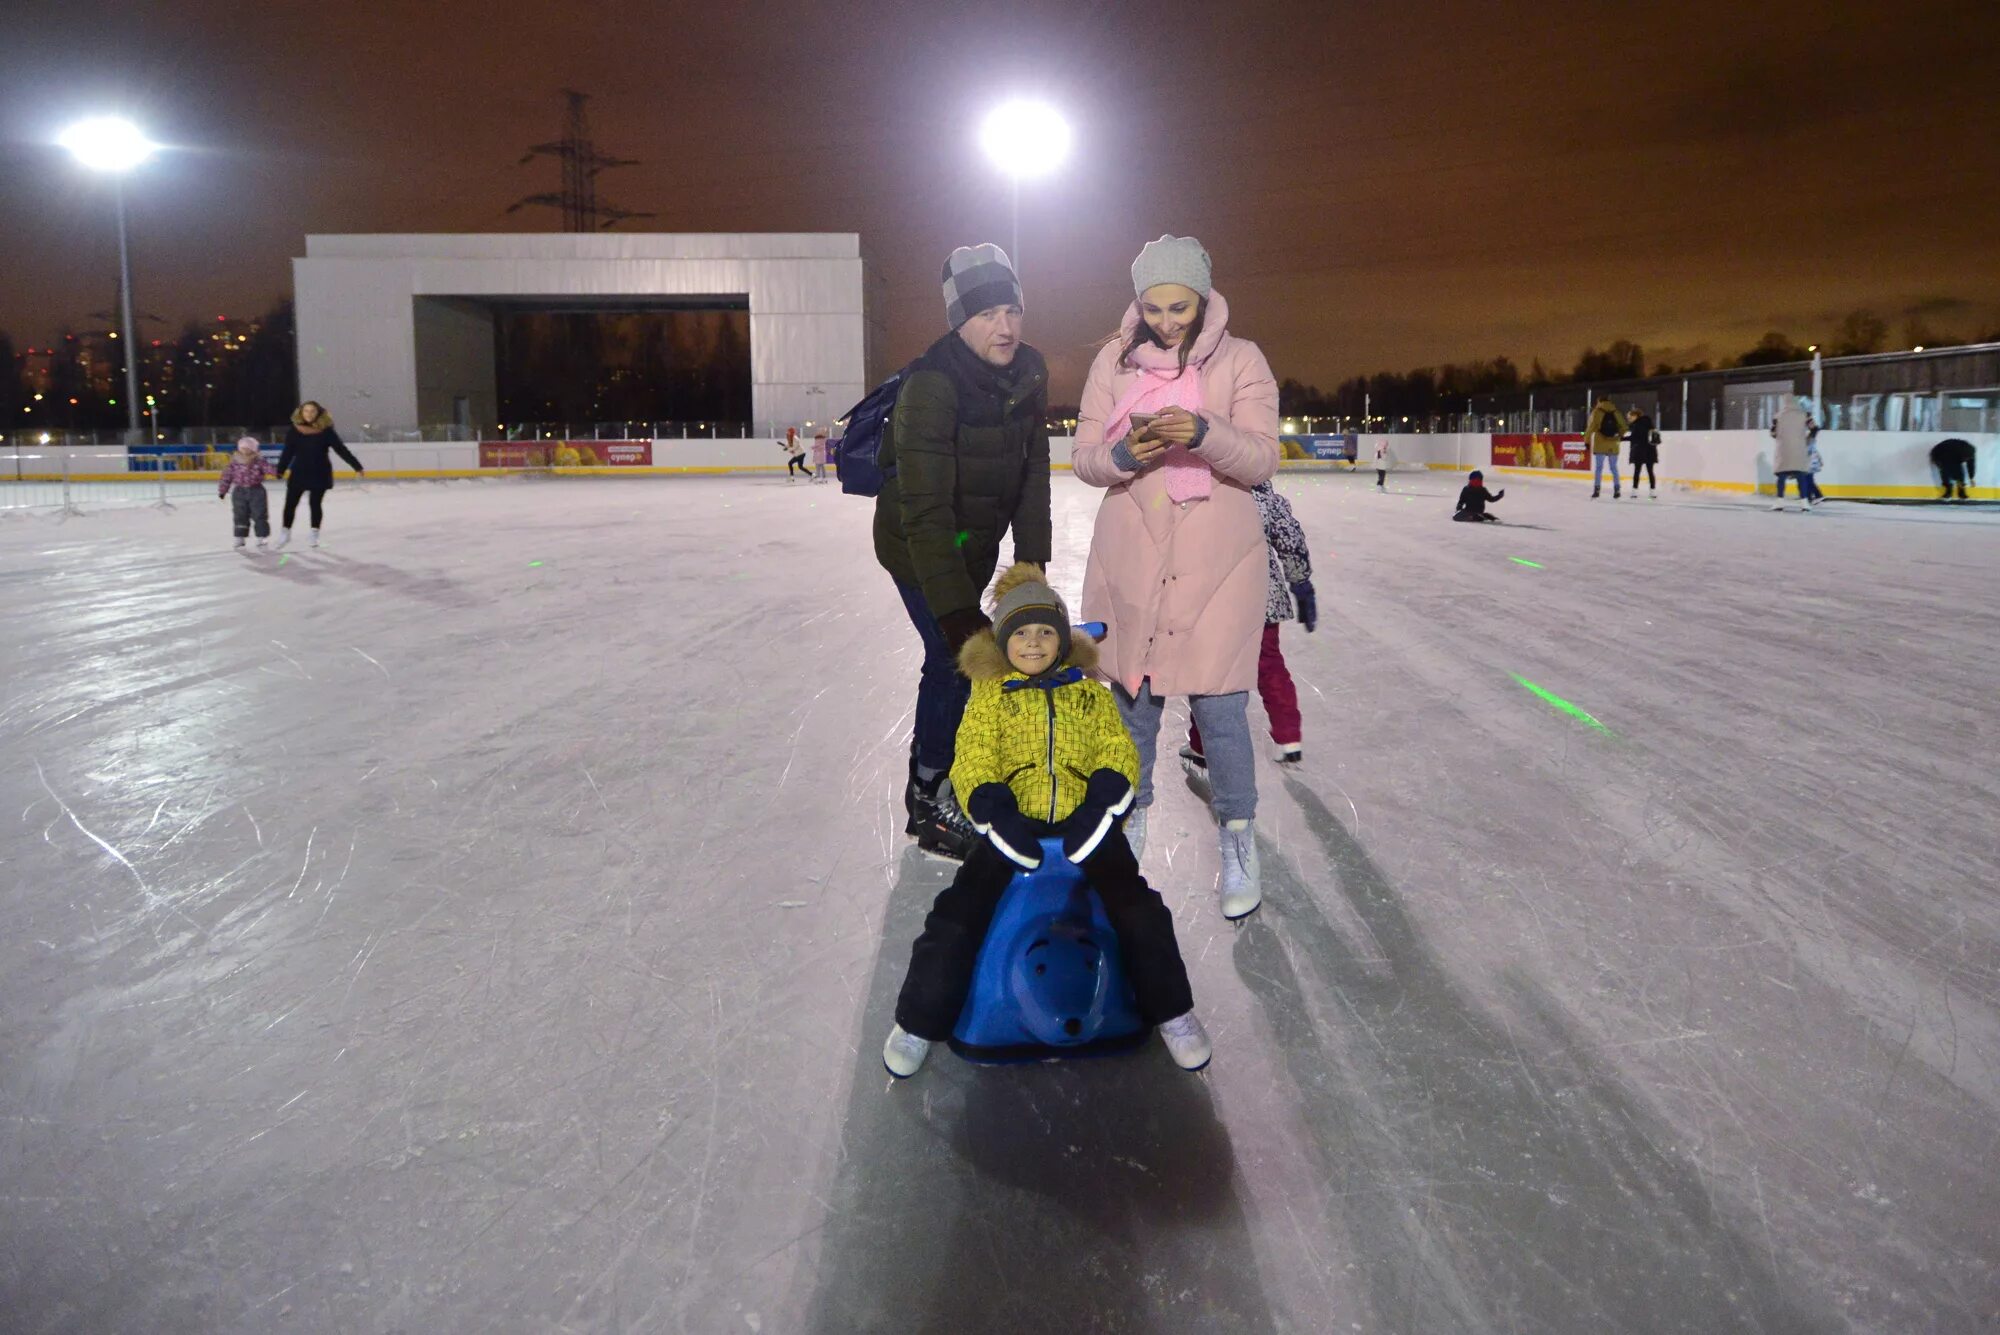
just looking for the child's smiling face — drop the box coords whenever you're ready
[1006,623,1060,676]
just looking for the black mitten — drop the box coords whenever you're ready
[966,783,1042,868]
[1060,769,1135,863]
[1290,581,1318,633]
[939,608,993,656]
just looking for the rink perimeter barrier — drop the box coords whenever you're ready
[1320,430,1999,500]
[6,432,1994,509]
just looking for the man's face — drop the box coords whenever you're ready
[958,304,1024,367]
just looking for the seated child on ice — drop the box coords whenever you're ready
[882,563,1211,1077]
[1453,469,1506,522]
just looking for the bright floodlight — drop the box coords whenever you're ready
[980,101,1071,179]
[58,117,155,173]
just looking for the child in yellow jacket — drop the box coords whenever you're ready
[883,563,1211,1076]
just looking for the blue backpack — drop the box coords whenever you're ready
[833,368,911,497]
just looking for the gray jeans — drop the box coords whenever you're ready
[1115,680,1257,823]
[231,487,271,538]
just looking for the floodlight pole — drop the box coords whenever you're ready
[114,179,140,434]
[1010,176,1021,279]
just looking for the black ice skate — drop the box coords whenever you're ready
[913,781,978,861]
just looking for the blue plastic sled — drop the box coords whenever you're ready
[949,836,1149,1064]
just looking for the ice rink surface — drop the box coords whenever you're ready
[1,471,1995,1333]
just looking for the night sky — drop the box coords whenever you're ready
[4,0,1998,403]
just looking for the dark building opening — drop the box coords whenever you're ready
[491,301,751,429]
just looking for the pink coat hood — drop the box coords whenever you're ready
[1072,291,1281,697]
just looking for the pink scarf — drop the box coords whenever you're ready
[1104,346,1211,503]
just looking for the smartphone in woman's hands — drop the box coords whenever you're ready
[1128,412,1158,441]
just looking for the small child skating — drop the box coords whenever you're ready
[1453,469,1505,522]
[882,563,1211,1078]
[1373,437,1390,489]
[218,436,272,549]
[1181,481,1316,772]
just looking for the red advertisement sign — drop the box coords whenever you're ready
[480,441,547,467]
[1491,433,1588,471]
[479,440,654,467]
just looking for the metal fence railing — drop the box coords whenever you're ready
[0,446,220,513]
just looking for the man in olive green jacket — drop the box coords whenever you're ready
[878,243,1052,858]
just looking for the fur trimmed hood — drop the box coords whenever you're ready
[958,628,1100,682]
[958,562,1100,682]
[291,402,332,433]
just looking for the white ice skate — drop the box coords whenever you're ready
[256,537,268,549]
[1218,819,1261,920]
[310,529,321,548]
[1273,742,1302,765]
[274,529,291,550]
[1157,1010,1212,1071]
[882,1025,931,1078]
[1124,806,1149,863]
[233,537,246,550]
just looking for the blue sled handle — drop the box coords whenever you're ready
[1076,621,1107,641]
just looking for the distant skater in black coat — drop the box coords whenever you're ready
[1930,438,1976,501]
[275,401,364,549]
[1453,469,1506,522]
[1625,409,1661,496]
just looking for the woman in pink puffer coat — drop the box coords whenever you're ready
[1073,235,1280,919]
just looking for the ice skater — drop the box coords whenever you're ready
[1072,234,1280,920]
[1625,405,1661,497]
[783,429,813,480]
[1453,469,1506,521]
[1769,394,1823,511]
[1931,437,1976,501]
[810,430,830,484]
[1181,480,1315,772]
[1587,396,1624,498]
[874,243,1051,862]
[218,436,273,549]
[1373,436,1390,489]
[275,401,363,549]
[881,564,1210,1078]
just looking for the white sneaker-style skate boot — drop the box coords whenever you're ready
[882,1025,931,1078]
[274,528,292,550]
[1157,1010,1212,1071]
[1273,742,1303,764]
[1217,819,1262,919]
[1124,806,1149,863]
[256,536,268,549]
[309,529,321,548]
[233,536,246,550]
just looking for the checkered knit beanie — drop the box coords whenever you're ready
[942,244,1023,330]
[992,563,1072,670]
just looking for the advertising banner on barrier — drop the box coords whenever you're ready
[1491,433,1588,470]
[479,440,654,467]
[479,441,543,467]
[1280,434,1358,462]
[573,440,653,466]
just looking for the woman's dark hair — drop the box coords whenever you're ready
[1115,295,1208,376]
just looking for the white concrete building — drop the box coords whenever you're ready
[292,233,876,433]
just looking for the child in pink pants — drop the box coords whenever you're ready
[1184,480,1315,767]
